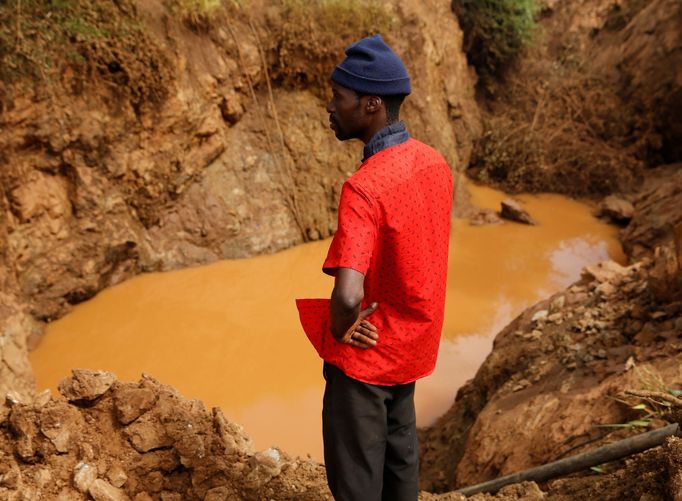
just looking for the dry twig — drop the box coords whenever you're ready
[624,390,682,408]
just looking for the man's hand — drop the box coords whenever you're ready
[340,303,379,349]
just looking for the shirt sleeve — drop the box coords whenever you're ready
[323,181,377,276]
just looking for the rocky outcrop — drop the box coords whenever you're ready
[539,0,682,165]
[0,292,41,405]
[589,0,682,163]
[0,0,480,323]
[466,0,681,195]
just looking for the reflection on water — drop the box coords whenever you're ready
[549,237,612,285]
[30,181,625,460]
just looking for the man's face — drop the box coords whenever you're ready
[326,82,367,141]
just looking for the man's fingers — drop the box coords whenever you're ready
[350,332,377,348]
[349,339,374,349]
[356,325,378,340]
[360,319,377,332]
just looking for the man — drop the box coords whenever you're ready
[300,34,453,501]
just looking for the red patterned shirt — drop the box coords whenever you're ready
[297,137,452,385]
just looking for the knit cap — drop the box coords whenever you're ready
[331,34,411,96]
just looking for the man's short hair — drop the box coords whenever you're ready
[382,94,407,123]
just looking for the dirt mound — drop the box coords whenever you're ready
[420,253,682,494]
[0,370,330,500]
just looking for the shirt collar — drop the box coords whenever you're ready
[362,121,410,161]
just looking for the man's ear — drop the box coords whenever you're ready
[365,96,382,113]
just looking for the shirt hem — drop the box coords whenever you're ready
[325,361,437,387]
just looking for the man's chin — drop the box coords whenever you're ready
[333,130,352,141]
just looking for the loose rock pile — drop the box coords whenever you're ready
[0,370,330,500]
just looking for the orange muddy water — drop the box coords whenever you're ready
[30,181,625,460]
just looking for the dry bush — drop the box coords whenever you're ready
[469,53,652,196]
[165,0,240,32]
[265,0,394,96]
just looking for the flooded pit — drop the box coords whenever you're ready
[29,181,625,460]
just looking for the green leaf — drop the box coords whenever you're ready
[590,466,604,474]
[669,389,682,397]
[628,420,651,427]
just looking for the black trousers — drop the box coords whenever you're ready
[322,362,419,501]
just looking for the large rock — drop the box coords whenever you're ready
[39,402,83,453]
[58,370,117,402]
[89,479,130,501]
[73,462,97,493]
[113,385,158,425]
[599,195,634,224]
[500,198,537,225]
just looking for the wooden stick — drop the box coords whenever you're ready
[456,423,680,497]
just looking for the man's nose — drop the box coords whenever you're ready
[326,99,334,114]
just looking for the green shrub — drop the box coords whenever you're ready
[452,0,537,85]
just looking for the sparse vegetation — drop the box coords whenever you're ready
[0,0,172,110]
[452,0,538,87]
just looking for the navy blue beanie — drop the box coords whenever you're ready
[331,34,411,96]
